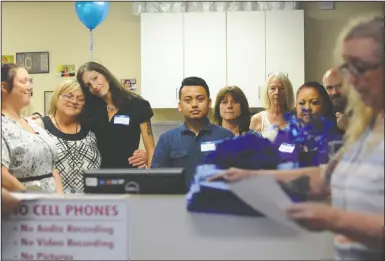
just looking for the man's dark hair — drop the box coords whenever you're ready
[179,76,210,100]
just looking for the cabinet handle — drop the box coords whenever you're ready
[258,85,261,100]
[176,88,179,101]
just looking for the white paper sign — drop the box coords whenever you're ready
[2,194,130,261]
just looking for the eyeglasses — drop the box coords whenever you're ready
[339,61,382,78]
[60,94,85,105]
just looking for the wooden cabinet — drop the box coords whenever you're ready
[226,11,266,108]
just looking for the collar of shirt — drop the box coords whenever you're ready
[180,118,213,135]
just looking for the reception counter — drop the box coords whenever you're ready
[128,196,335,260]
[3,194,335,260]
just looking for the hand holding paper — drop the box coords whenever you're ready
[229,174,306,231]
[286,203,338,232]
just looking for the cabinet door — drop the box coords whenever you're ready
[265,10,305,96]
[141,13,184,108]
[183,12,227,106]
[227,11,266,108]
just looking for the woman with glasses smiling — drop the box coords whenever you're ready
[35,80,101,193]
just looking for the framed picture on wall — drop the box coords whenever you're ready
[16,52,49,74]
[44,91,53,115]
[2,55,14,64]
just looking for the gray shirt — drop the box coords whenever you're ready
[1,115,57,192]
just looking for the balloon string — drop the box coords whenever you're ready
[90,29,94,61]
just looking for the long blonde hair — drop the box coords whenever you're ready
[335,14,383,144]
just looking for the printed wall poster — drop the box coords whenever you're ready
[2,55,14,64]
[120,78,136,91]
[16,52,49,74]
[57,64,75,77]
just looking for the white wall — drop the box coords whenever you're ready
[2,2,140,116]
[302,1,385,81]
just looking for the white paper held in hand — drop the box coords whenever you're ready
[229,174,305,232]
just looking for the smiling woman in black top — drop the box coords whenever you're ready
[35,80,101,193]
[77,62,155,168]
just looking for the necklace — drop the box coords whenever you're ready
[53,116,79,134]
[107,105,117,111]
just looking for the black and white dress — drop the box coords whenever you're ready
[41,116,101,193]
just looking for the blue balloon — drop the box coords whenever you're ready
[75,1,110,30]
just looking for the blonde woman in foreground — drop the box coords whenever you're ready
[211,14,384,260]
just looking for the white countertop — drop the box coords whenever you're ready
[129,196,335,260]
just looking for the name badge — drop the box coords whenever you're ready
[114,115,130,125]
[201,142,216,152]
[278,143,295,153]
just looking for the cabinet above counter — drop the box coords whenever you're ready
[140,10,304,109]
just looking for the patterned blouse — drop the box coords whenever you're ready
[1,114,57,192]
[41,116,101,193]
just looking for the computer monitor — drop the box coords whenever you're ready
[83,168,187,195]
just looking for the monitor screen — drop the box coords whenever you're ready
[83,168,187,195]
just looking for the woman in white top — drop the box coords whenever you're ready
[1,63,63,193]
[250,72,295,141]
